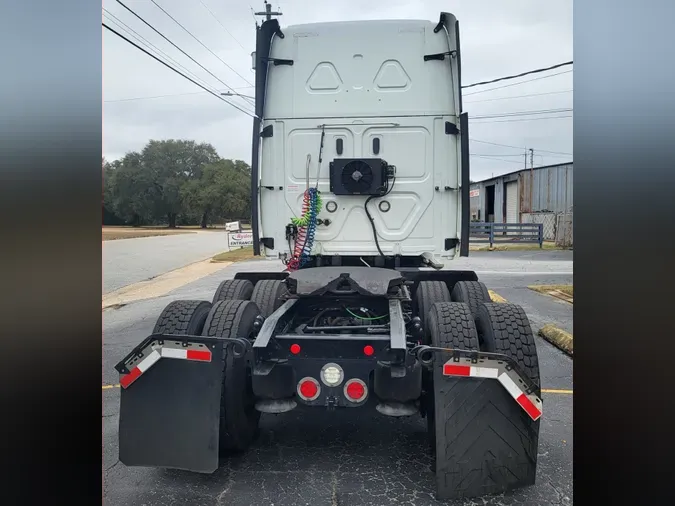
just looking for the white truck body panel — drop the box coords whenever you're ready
[257,18,462,262]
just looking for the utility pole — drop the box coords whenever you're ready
[529,148,534,169]
[255,1,282,22]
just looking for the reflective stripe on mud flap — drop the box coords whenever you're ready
[120,341,212,389]
[442,359,542,421]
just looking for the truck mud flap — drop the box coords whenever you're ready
[414,345,542,499]
[114,334,248,473]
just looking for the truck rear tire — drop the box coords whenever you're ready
[450,281,491,320]
[425,302,478,451]
[415,281,451,342]
[431,302,540,500]
[250,279,287,318]
[202,300,261,453]
[475,303,540,390]
[212,279,254,304]
[152,300,212,336]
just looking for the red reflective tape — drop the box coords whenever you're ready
[186,349,211,362]
[120,367,142,389]
[443,364,471,376]
[517,393,542,421]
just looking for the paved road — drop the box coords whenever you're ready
[103,252,573,505]
[103,231,230,294]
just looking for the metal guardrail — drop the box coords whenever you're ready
[470,222,543,248]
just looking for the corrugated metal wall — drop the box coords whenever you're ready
[519,163,573,214]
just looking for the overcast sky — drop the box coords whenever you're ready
[103,0,572,181]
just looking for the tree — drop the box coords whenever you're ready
[140,140,220,227]
[181,159,251,228]
[109,152,159,226]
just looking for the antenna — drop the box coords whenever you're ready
[254,1,282,22]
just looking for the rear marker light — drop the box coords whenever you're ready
[297,377,321,401]
[344,379,368,403]
[363,345,375,356]
[290,343,301,355]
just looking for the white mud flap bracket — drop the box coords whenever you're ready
[414,345,543,421]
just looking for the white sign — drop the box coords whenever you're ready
[225,221,241,232]
[470,189,480,198]
[228,232,254,248]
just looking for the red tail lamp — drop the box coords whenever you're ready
[343,379,368,403]
[363,345,375,356]
[297,377,320,401]
[290,343,301,355]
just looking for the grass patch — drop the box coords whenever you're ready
[102,227,195,241]
[211,246,259,263]
[528,284,573,297]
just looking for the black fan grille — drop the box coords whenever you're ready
[341,160,374,193]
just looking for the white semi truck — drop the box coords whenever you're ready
[116,13,542,500]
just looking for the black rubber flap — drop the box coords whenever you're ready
[287,266,404,296]
[118,339,225,473]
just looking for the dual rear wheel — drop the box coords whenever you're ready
[414,281,541,500]
[152,277,287,456]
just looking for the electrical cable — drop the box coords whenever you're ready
[464,89,572,104]
[470,138,573,157]
[104,10,199,83]
[149,0,255,93]
[114,0,252,108]
[103,23,256,118]
[471,107,573,119]
[198,0,248,51]
[462,61,572,89]
[345,308,388,321]
[471,115,573,124]
[365,171,395,258]
[463,70,572,97]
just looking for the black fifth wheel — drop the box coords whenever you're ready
[428,301,541,500]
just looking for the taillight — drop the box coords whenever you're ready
[343,378,368,403]
[290,343,301,355]
[297,377,321,401]
[363,345,374,356]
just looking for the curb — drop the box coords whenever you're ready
[488,290,508,303]
[538,324,573,356]
[102,259,233,310]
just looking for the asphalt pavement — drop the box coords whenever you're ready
[103,231,230,294]
[103,251,573,505]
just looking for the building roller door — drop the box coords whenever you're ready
[506,181,518,223]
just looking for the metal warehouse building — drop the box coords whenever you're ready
[470,162,573,243]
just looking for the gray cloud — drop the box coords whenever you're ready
[103,0,572,180]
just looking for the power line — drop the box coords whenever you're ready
[470,138,573,156]
[103,9,212,91]
[464,89,573,104]
[103,23,256,118]
[198,0,248,52]
[149,0,255,91]
[472,107,573,120]
[463,70,573,97]
[471,115,573,124]
[471,153,527,157]
[104,85,255,103]
[113,0,251,106]
[470,155,526,165]
[462,61,572,89]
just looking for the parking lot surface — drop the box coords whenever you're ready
[103,252,572,505]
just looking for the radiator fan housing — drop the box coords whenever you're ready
[329,158,388,196]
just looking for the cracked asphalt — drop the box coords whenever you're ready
[103,251,573,505]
